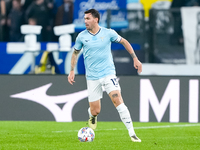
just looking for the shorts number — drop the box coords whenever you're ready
[111,78,118,86]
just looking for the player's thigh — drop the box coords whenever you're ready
[103,75,121,94]
[108,90,124,107]
[103,75,123,107]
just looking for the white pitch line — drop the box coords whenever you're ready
[52,123,200,133]
[134,123,200,129]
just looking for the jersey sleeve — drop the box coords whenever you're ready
[109,29,122,43]
[74,34,83,50]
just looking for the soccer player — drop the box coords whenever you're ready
[68,9,142,142]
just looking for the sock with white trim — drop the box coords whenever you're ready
[116,103,135,137]
[88,107,94,118]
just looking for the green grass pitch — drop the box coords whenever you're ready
[0,121,200,150]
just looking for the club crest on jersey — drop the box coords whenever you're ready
[100,37,105,41]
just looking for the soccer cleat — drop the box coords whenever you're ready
[131,135,141,142]
[88,116,97,130]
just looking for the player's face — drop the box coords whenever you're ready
[84,13,98,30]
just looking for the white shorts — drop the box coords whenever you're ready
[87,74,121,102]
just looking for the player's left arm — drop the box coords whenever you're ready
[119,37,142,73]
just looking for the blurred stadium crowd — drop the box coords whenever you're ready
[1,0,200,64]
[0,0,200,43]
[0,0,73,42]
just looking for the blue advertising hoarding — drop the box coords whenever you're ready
[0,42,140,74]
[73,0,128,31]
[0,42,85,75]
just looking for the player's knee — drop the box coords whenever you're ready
[112,98,121,107]
[110,92,123,107]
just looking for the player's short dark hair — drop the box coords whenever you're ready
[84,9,100,23]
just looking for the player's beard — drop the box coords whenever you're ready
[85,24,91,31]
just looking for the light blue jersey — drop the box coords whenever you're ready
[74,27,122,80]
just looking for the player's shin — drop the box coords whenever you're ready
[116,103,135,137]
[88,107,94,117]
[88,107,97,130]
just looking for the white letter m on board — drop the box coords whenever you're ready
[140,79,180,122]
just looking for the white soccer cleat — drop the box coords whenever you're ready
[88,116,97,130]
[131,135,141,142]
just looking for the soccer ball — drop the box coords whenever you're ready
[78,127,95,142]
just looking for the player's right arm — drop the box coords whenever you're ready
[68,49,81,85]
[68,33,83,85]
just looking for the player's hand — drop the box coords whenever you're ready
[68,71,75,85]
[133,57,142,74]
